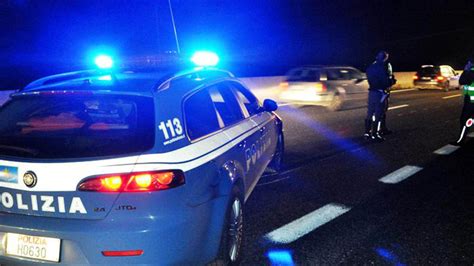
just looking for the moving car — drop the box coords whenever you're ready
[413,65,460,91]
[278,66,369,110]
[0,55,284,265]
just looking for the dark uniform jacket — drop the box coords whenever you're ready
[366,61,392,91]
[459,68,474,86]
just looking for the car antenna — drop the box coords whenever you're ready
[168,0,181,54]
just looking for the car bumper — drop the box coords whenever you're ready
[0,195,228,265]
[414,81,445,89]
[279,91,333,105]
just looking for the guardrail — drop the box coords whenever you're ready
[0,70,462,105]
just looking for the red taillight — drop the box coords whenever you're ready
[413,75,419,80]
[102,250,144,257]
[436,76,445,82]
[78,170,185,192]
[314,83,327,93]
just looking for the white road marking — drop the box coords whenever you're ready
[278,103,293,107]
[442,94,461,99]
[264,203,351,244]
[379,165,423,184]
[391,88,416,93]
[434,144,460,155]
[468,132,474,138]
[388,104,409,111]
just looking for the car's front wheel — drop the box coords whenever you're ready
[211,188,243,266]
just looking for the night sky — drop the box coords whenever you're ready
[1,0,473,89]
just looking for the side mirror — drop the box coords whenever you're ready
[263,99,278,112]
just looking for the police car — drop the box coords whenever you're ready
[0,53,284,264]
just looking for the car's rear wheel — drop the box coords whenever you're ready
[444,82,450,92]
[211,187,243,266]
[329,93,344,111]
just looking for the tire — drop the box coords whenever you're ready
[444,82,450,92]
[211,187,244,266]
[266,133,284,173]
[328,93,344,111]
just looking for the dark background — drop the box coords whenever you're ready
[0,0,473,89]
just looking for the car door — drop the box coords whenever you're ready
[325,67,368,104]
[448,66,460,89]
[206,82,261,196]
[226,81,277,199]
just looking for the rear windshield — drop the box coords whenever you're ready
[286,69,321,82]
[0,94,155,159]
[417,66,440,76]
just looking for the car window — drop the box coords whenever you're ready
[227,82,261,117]
[208,84,245,126]
[418,66,440,76]
[184,88,222,140]
[286,69,320,82]
[327,68,354,80]
[0,95,155,159]
[441,67,451,76]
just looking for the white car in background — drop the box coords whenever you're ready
[279,66,369,111]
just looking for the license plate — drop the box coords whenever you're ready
[421,77,430,80]
[5,233,61,262]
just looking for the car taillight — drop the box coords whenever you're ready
[279,82,289,89]
[413,75,419,80]
[78,170,185,192]
[436,76,445,82]
[314,83,327,93]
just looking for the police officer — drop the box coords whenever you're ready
[452,57,474,145]
[364,51,395,141]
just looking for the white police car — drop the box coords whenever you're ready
[0,54,284,264]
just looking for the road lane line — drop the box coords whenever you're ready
[434,144,460,155]
[388,104,409,111]
[442,94,461,99]
[257,176,292,186]
[391,88,416,93]
[264,203,351,244]
[468,132,474,138]
[379,165,423,184]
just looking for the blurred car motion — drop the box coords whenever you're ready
[279,66,368,110]
[413,65,460,91]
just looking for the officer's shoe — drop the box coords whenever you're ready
[371,132,385,142]
[364,133,371,140]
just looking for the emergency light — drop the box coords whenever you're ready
[191,51,219,67]
[94,55,114,69]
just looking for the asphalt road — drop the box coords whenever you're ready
[240,88,474,265]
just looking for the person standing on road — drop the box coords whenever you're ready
[364,51,395,141]
[452,57,474,145]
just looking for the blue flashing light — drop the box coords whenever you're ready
[94,55,114,69]
[191,51,219,67]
